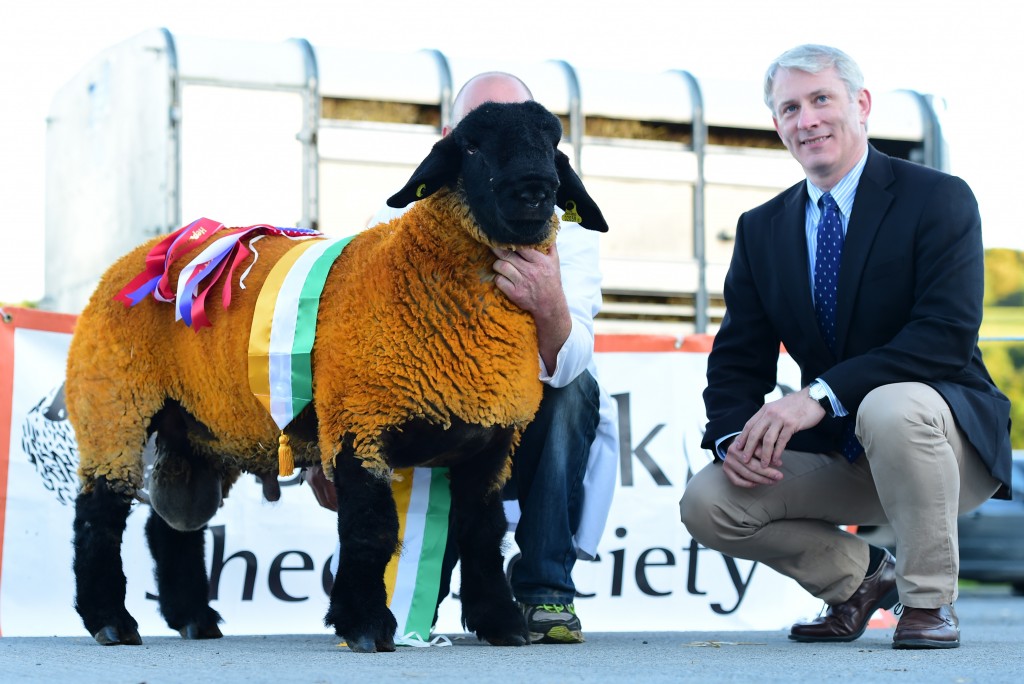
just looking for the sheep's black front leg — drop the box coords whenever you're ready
[325,453,399,653]
[73,477,142,645]
[450,454,529,647]
[145,511,223,639]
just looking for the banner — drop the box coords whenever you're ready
[1,307,80,637]
[1,306,825,639]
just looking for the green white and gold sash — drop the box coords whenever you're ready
[247,236,353,474]
[385,466,453,646]
[246,235,453,647]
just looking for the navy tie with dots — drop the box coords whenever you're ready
[813,192,863,462]
[814,193,843,351]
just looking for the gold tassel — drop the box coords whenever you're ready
[278,433,294,477]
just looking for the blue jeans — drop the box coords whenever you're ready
[504,370,600,605]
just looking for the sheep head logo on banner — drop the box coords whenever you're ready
[21,383,78,506]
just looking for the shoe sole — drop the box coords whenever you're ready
[788,585,900,643]
[529,626,585,644]
[892,638,960,649]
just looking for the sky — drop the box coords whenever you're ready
[1,0,1020,305]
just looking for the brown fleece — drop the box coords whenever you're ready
[66,188,552,495]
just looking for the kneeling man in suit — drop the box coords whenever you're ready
[680,44,1011,650]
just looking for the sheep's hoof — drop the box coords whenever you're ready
[341,632,396,653]
[93,625,143,646]
[463,599,530,647]
[482,632,530,647]
[178,622,224,640]
[346,635,379,653]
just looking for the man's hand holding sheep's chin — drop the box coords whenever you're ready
[492,244,571,373]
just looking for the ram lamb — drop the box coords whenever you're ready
[66,100,608,652]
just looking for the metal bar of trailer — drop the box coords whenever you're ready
[675,69,707,334]
[552,60,584,175]
[176,77,315,93]
[161,28,182,235]
[292,38,319,230]
[422,49,453,131]
[902,89,945,172]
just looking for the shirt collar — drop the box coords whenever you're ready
[805,148,869,217]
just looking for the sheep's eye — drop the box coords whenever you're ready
[465,144,478,155]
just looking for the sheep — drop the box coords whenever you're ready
[66,100,609,652]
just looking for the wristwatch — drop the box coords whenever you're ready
[808,381,833,417]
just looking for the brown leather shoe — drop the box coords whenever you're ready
[892,605,960,649]
[789,548,898,642]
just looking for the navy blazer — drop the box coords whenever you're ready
[702,145,1013,494]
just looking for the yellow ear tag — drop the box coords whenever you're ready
[561,200,582,223]
[415,183,427,198]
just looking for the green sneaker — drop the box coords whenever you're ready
[521,603,585,644]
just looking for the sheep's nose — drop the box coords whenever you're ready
[519,186,551,208]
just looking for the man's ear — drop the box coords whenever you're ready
[554,150,608,232]
[387,135,462,208]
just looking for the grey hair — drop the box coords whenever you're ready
[763,44,865,113]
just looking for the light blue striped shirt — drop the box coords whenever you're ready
[805,149,869,295]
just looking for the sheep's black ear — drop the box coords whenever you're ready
[554,150,609,233]
[387,135,462,208]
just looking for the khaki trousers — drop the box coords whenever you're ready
[679,383,1000,608]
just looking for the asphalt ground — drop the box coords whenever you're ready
[2,585,1022,683]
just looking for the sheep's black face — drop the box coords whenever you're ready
[452,101,563,246]
[388,100,608,235]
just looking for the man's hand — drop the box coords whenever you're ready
[492,244,570,372]
[723,389,826,488]
[722,438,785,488]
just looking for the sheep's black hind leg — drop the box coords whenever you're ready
[145,511,223,639]
[73,477,142,645]
[325,453,399,653]
[450,455,529,647]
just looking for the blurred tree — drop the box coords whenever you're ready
[983,249,1024,447]
[980,342,1024,448]
[985,248,1024,306]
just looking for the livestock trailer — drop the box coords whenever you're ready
[44,28,947,335]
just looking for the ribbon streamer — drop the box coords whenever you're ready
[115,217,322,332]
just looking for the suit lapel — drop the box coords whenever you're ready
[774,183,826,350]
[833,147,895,356]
